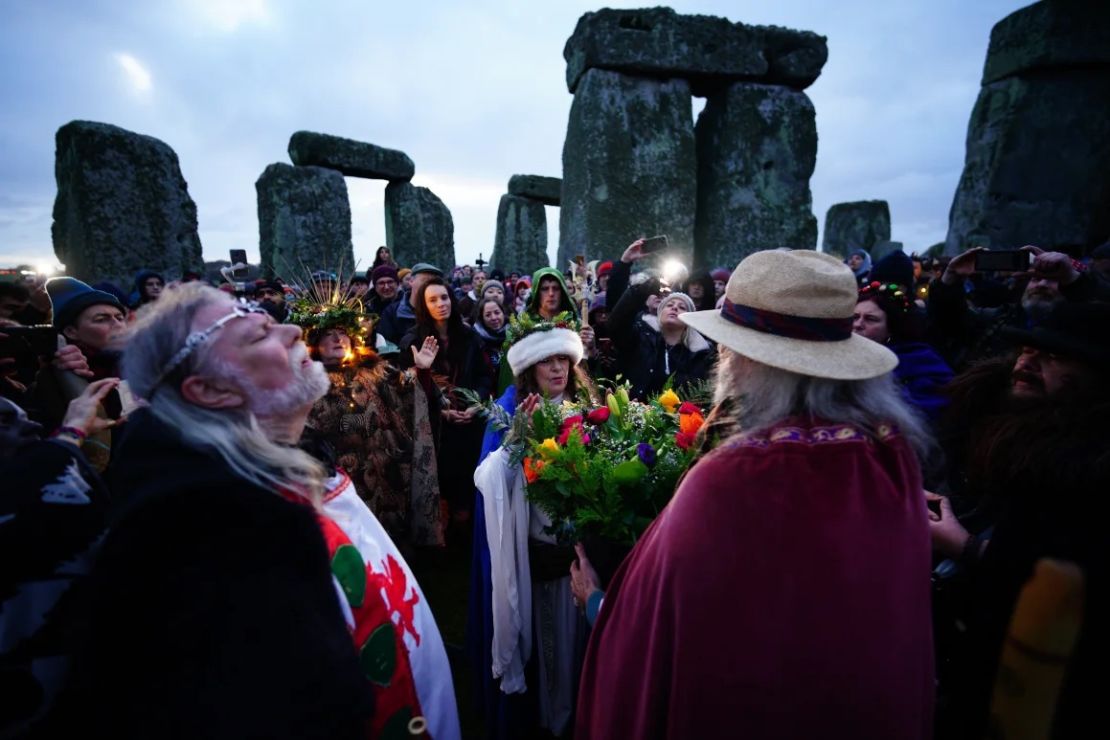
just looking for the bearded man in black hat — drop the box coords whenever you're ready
[927,301,1110,739]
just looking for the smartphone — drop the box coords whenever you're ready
[0,325,58,358]
[974,250,1031,272]
[641,235,669,254]
[230,249,248,279]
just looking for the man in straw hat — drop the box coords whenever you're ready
[575,250,935,740]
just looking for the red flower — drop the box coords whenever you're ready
[675,431,696,450]
[560,415,584,430]
[586,407,611,424]
[678,401,701,415]
[557,425,591,446]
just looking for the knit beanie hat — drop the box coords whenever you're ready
[46,277,125,330]
[710,268,730,283]
[370,265,399,284]
[869,250,914,291]
[657,291,696,318]
[481,280,506,299]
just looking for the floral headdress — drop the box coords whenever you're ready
[858,280,913,314]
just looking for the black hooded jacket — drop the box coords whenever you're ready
[50,409,374,740]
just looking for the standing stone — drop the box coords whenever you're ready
[869,240,904,263]
[507,175,562,206]
[52,120,203,284]
[256,163,354,276]
[694,83,817,268]
[822,201,892,258]
[288,131,414,181]
[384,182,455,270]
[491,194,548,273]
[560,68,696,266]
[563,7,827,94]
[946,0,1110,254]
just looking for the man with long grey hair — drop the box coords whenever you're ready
[576,250,935,740]
[50,283,374,739]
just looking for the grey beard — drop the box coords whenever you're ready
[1021,295,1059,323]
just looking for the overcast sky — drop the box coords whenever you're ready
[0,0,1028,273]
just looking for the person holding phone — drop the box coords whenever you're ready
[927,245,1110,371]
[603,238,714,400]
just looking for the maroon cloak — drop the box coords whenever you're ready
[575,419,934,739]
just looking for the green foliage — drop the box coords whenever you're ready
[520,389,702,546]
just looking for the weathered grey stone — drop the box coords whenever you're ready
[869,240,904,263]
[288,130,414,181]
[822,201,892,258]
[946,70,1110,254]
[560,69,696,266]
[51,120,203,284]
[694,83,817,267]
[256,163,354,276]
[490,194,549,273]
[563,7,827,94]
[982,0,1110,85]
[384,182,455,270]
[507,175,562,206]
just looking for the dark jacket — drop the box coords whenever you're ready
[467,323,504,401]
[51,409,373,740]
[891,341,954,422]
[376,292,417,345]
[937,380,1109,739]
[607,261,715,400]
[0,438,110,736]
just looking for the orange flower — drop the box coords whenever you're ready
[679,410,705,436]
[523,456,545,483]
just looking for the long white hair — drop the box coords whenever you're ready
[714,348,934,461]
[122,283,327,501]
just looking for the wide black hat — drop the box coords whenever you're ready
[1002,301,1110,370]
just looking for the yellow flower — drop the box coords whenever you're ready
[538,437,560,460]
[658,389,680,413]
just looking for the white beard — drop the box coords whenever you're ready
[220,343,330,418]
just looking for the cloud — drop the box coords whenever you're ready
[183,0,271,33]
[114,52,152,93]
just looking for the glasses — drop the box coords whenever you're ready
[153,301,269,388]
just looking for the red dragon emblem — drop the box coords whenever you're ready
[369,554,422,646]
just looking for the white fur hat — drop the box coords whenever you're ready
[506,327,584,377]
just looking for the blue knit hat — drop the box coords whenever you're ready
[46,277,126,330]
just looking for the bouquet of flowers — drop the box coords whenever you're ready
[474,384,706,547]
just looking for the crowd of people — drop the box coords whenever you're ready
[1,236,1107,739]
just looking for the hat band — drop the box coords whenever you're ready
[721,299,853,342]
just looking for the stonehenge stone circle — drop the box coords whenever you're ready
[822,201,892,258]
[288,130,415,182]
[946,0,1110,254]
[563,7,827,94]
[695,82,818,267]
[491,194,549,274]
[52,121,203,284]
[508,175,561,206]
[560,8,827,267]
[385,181,456,270]
[559,68,697,266]
[256,163,354,276]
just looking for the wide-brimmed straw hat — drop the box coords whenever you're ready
[680,250,897,380]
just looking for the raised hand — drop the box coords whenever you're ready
[620,238,648,264]
[411,335,439,370]
[941,247,986,285]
